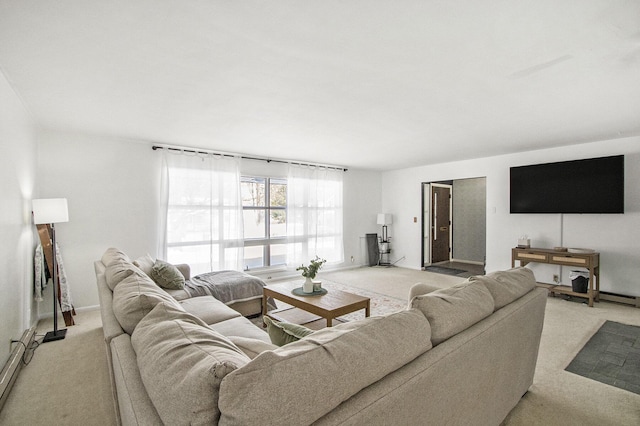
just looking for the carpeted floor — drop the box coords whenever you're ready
[2,266,640,425]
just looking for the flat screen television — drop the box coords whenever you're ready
[510,155,624,214]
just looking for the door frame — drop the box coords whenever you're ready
[421,182,453,267]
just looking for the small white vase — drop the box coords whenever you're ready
[302,277,314,293]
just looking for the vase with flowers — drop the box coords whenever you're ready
[296,256,327,293]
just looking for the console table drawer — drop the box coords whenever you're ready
[551,255,587,265]
[515,252,548,262]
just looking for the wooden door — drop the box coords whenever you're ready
[431,185,451,263]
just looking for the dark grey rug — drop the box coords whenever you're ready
[565,321,640,394]
[424,266,467,276]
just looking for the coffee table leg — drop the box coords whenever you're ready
[365,300,370,317]
[327,317,332,327]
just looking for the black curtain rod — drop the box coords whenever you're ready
[152,145,347,172]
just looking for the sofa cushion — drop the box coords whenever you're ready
[263,316,314,346]
[112,273,182,335]
[131,302,251,426]
[132,253,155,276]
[209,316,272,344]
[150,259,185,290]
[218,308,432,426]
[411,280,494,346]
[179,296,241,325]
[226,336,278,359]
[101,248,131,267]
[408,282,443,302]
[470,267,536,310]
[105,260,145,291]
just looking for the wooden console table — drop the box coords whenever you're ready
[511,247,600,307]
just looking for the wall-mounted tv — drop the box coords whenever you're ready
[510,155,624,214]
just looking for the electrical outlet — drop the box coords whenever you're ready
[553,274,560,283]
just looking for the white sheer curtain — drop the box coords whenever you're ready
[158,150,244,275]
[286,164,344,267]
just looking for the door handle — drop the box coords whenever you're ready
[439,226,448,232]
[433,193,437,241]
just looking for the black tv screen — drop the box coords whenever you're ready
[510,155,624,214]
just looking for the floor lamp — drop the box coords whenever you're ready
[32,198,69,343]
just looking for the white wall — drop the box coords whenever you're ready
[36,130,382,311]
[383,136,640,297]
[37,131,162,312]
[0,71,37,364]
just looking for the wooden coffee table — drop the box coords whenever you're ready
[263,282,370,330]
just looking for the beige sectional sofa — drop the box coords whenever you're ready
[95,248,547,425]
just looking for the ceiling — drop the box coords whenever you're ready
[1,1,639,171]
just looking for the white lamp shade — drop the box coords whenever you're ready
[377,213,393,225]
[32,198,69,224]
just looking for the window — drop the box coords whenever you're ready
[159,149,344,275]
[286,165,344,265]
[241,176,287,269]
[160,152,244,275]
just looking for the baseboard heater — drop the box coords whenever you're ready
[0,327,36,411]
[599,291,640,308]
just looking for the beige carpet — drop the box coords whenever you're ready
[0,308,115,425]
[2,266,640,425]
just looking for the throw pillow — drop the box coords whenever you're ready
[470,267,536,310]
[112,273,183,334]
[263,316,314,346]
[131,302,251,425]
[101,248,131,267]
[411,280,494,346]
[132,253,155,277]
[226,336,278,359]
[150,259,185,290]
[218,309,432,425]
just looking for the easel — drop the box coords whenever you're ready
[36,224,75,327]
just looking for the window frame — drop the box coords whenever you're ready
[241,176,287,270]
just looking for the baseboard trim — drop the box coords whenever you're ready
[599,291,640,308]
[37,305,100,321]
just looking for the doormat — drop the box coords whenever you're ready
[424,266,467,276]
[565,321,640,395]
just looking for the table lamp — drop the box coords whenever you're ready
[377,213,392,243]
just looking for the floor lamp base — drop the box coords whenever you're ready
[43,329,67,343]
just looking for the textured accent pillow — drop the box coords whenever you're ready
[226,336,278,359]
[132,253,155,277]
[112,273,183,334]
[470,267,536,310]
[263,316,314,346]
[218,309,432,426]
[150,259,185,290]
[411,280,494,346]
[132,302,251,425]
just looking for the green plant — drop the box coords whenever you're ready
[296,256,326,279]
